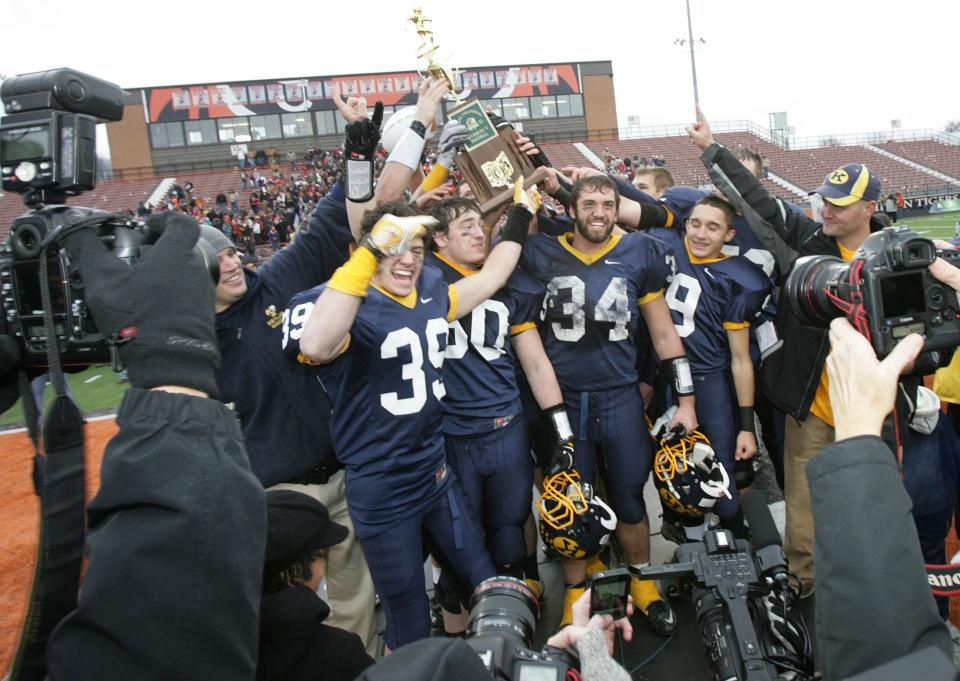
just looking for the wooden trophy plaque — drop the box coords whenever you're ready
[446,98,548,217]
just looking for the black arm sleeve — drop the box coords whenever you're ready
[46,389,266,681]
[636,202,673,229]
[701,143,836,258]
[807,435,952,681]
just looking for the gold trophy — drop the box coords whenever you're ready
[409,8,461,105]
[409,7,547,216]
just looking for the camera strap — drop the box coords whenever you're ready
[823,261,906,462]
[9,246,86,681]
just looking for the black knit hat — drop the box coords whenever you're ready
[264,490,348,568]
[198,224,235,253]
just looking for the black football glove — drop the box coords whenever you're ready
[487,110,511,131]
[64,211,220,397]
[343,101,384,160]
[543,404,575,476]
[546,437,575,477]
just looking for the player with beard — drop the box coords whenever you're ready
[520,175,697,635]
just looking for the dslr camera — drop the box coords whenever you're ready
[785,226,960,357]
[0,68,215,368]
[464,576,576,681]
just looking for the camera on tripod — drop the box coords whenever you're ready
[0,68,216,368]
[464,576,576,680]
[784,227,960,357]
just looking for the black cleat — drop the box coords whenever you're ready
[642,598,677,637]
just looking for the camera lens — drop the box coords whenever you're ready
[784,255,851,328]
[928,284,946,311]
[466,576,539,649]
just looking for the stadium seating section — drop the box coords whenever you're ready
[2,128,957,244]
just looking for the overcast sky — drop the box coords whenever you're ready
[1,0,957,139]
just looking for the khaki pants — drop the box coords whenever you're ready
[783,414,835,588]
[271,470,378,655]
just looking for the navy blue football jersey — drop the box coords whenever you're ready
[649,228,772,375]
[427,252,544,435]
[659,186,781,360]
[659,186,778,282]
[520,232,674,391]
[282,266,456,538]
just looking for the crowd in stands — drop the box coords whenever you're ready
[129,147,385,260]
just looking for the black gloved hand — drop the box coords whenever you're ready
[546,438,575,477]
[524,133,552,169]
[543,404,575,476]
[64,211,220,397]
[487,110,511,131]
[343,102,384,159]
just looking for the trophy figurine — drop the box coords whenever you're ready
[409,8,461,104]
[409,7,547,216]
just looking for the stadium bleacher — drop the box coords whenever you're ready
[754,143,949,196]
[582,132,803,203]
[537,142,593,170]
[0,169,259,243]
[876,139,960,181]
[2,125,956,247]
[0,176,166,242]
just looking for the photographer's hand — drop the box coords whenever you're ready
[547,588,634,655]
[827,318,923,440]
[64,212,219,397]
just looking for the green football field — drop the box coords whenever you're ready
[0,364,129,428]
[896,212,960,239]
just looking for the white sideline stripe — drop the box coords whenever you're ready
[84,375,102,384]
[0,412,117,436]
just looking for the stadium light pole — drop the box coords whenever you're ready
[674,0,706,114]
[685,0,699,106]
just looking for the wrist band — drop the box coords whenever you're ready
[408,120,427,139]
[421,164,449,192]
[662,356,694,397]
[739,406,757,435]
[550,185,572,210]
[386,128,426,172]
[327,247,378,297]
[499,205,531,245]
[344,159,374,202]
[544,404,574,442]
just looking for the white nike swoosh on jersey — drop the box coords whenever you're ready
[604,260,621,265]
[420,297,433,304]
[704,267,716,279]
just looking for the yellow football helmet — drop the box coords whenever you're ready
[537,470,617,560]
[652,427,731,520]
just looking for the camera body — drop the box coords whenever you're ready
[464,577,575,681]
[0,208,161,367]
[785,227,960,357]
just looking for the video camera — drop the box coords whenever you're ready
[0,68,216,368]
[784,227,960,357]
[464,576,576,681]
[639,491,814,681]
